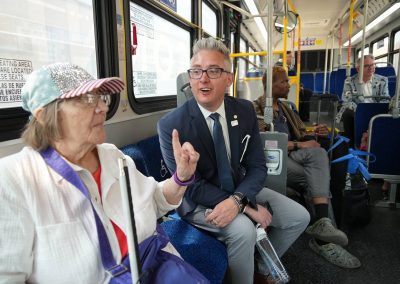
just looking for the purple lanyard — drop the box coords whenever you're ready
[40,147,132,282]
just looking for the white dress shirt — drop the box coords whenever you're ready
[197,101,232,160]
[0,144,180,284]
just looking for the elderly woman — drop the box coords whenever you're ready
[0,63,202,283]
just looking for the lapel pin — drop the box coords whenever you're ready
[231,120,238,126]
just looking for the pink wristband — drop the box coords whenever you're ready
[173,171,195,186]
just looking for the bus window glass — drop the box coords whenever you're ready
[393,53,399,74]
[130,3,190,98]
[202,2,217,37]
[394,30,400,50]
[372,37,388,57]
[176,0,191,22]
[0,0,96,109]
[375,56,387,64]
[238,38,247,78]
[357,46,369,58]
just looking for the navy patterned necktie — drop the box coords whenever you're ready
[209,113,234,192]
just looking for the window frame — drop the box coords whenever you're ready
[201,0,221,38]
[371,34,389,64]
[124,0,195,114]
[389,26,400,67]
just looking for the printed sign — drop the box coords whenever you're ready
[130,5,154,39]
[133,71,157,96]
[0,58,33,109]
[296,37,323,47]
[160,0,177,12]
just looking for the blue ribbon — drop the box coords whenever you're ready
[327,135,350,153]
[331,148,376,181]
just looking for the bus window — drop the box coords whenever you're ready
[357,46,370,58]
[0,0,106,142]
[176,0,192,22]
[202,1,217,38]
[127,2,191,113]
[372,36,389,63]
[393,30,400,73]
[0,0,97,110]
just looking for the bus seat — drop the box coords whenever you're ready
[259,132,288,196]
[354,103,389,148]
[375,66,396,77]
[388,78,397,97]
[329,71,337,94]
[368,114,400,208]
[300,73,314,92]
[121,135,228,283]
[177,72,193,107]
[314,72,327,94]
[160,220,228,284]
[335,68,357,98]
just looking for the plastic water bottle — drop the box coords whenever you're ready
[255,225,290,284]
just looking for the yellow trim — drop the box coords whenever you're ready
[230,51,283,58]
[119,0,128,101]
[305,126,340,135]
[233,66,238,98]
[241,77,262,81]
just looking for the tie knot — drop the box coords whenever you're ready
[210,112,220,121]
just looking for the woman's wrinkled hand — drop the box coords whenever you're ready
[172,129,199,181]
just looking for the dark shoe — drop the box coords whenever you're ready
[306,217,348,246]
[254,272,277,284]
[309,239,361,269]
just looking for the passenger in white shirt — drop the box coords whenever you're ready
[0,63,200,284]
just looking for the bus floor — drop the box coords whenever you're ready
[281,179,400,284]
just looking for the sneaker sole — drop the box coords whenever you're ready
[306,230,349,246]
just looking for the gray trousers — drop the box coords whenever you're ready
[182,188,310,284]
[287,147,337,224]
[287,147,331,199]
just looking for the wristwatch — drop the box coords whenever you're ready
[233,192,249,213]
[293,142,298,151]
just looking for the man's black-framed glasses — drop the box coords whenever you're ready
[187,68,230,79]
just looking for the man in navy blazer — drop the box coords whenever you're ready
[158,38,309,284]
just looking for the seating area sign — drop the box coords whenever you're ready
[0,58,33,109]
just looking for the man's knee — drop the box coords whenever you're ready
[225,216,257,248]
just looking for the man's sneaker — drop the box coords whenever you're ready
[306,217,348,246]
[309,239,361,269]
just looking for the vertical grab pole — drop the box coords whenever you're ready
[347,0,356,77]
[264,0,274,130]
[288,0,301,108]
[118,158,141,283]
[323,34,330,94]
[358,0,369,84]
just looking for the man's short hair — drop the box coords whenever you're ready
[191,37,232,71]
[356,54,375,67]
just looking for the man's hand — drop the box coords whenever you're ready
[298,140,320,149]
[314,124,329,137]
[205,198,239,227]
[244,204,272,229]
[173,129,199,181]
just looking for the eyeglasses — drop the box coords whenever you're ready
[78,93,111,107]
[363,64,375,69]
[187,68,230,79]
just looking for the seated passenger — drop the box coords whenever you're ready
[0,63,204,283]
[158,38,310,284]
[340,55,390,147]
[253,67,361,269]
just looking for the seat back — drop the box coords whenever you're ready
[335,68,357,99]
[368,114,400,180]
[314,72,327,94]
[300,73,315,92]
[354,103,389,148]
[259,131,288,195]
[329,71,337,94]
[177,72,193,107]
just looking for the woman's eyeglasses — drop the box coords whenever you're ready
[74,93,111,107]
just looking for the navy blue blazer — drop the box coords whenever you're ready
[158,96,267,216]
